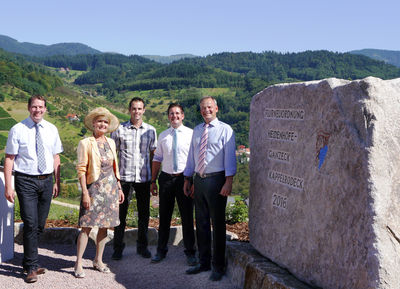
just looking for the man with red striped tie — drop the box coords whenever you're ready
[183,96,237,281]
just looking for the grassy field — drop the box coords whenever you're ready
[14,198,79,224]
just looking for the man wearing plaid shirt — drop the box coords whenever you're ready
[111,97,157,260]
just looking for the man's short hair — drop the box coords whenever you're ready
[167,103,184,115]
[199,96,217,106]
[129,97,145,110]
[28,95,47,108]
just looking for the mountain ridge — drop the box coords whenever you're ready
[349,49,400,67]
[0,34,101,56]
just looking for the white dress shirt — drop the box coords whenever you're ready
[6,117,63,175]
[153,124,193,174]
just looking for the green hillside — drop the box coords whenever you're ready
[0,48,63,95]
[25,49,400,146]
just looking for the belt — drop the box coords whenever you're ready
[161,172,183,177]
[15,171,52,180]
[195,171,225,179]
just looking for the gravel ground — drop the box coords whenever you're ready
[0,243,237,289]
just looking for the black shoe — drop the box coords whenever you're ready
[151,253,165,263]
[185,264,211,275]
[186,255,198,266]
[112,250,123,260]
[137,248,151,258]
[112,244,125,260]
[209,271,224,281]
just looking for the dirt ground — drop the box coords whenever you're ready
[1,242,238,289]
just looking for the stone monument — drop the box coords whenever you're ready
[249,77,400,289]
[0,168,14,263]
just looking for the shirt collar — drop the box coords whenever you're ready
[125,120,144,129]
[204,118,218,128]
[170,124,183,133]
[27,117,45,128]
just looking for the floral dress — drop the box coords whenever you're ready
[78,141,120,228]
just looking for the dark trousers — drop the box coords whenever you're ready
[157,172,195,256]
[114,181,150,252]
[193,173,227,273]
[14,173,53,271]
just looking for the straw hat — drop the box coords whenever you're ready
[84,107,119,133]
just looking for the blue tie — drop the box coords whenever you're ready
[35,123,46,173]
[173,129,178,172]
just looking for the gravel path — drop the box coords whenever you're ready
[0,243,237,289]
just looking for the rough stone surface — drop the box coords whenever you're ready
[249,77,400,289]
[226,242,313,289]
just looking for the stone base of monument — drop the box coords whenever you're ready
[226,242,316,289]
[14,223,239,247]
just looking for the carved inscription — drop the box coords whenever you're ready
[268,149,290,163]
[267,129,298,142]
[264,108,305,120]
[272,193,287,209]
[268,170,304,190]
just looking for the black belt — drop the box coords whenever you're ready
[161,172,183,177]
[195,171,225,179]
[15,171,52,180]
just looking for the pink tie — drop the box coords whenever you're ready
[198,124,209,176]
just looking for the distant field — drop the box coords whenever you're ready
[0,101,28,122]
[108,108,130,122]
[0,118,17,130]
[0,106,11,117]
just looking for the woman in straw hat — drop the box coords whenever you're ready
[74,107,124,278]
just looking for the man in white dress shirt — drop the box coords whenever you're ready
[4,95,63,283]
[150,103,196,265]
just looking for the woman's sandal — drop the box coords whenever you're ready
[93,261,111,273]
[74,266,86,278]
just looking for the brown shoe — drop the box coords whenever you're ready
[36,267,47,275]
[23,267,47,274]
[25,270,38,283]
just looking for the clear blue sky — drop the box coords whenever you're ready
[1,0,399,56]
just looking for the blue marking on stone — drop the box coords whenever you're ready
[318,145,328,170]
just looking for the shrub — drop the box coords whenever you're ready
[60,209,79,225]
[226,200,248,224]
[60,183,81,199]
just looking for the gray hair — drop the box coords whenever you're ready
[199,96,217,106]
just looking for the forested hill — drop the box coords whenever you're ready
[0,49,62,95]
[0,34,101,56]
[6,49,400,147]
[179,50,400,82]
[29,50,400,93]
[350,49,400,68]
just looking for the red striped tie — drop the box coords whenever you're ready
[198,123,209,176]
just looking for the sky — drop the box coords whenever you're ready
[1,0,399,56]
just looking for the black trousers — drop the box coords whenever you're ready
[114,181,150,251]
[14,173,53,271]
[193,173,227,273]
[157,172,195,256]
